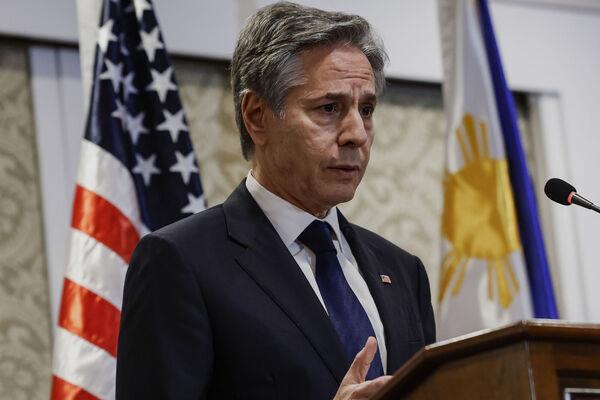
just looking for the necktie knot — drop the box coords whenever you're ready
[298,220,336,255]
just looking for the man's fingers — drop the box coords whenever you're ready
[343,336,378,384]
[335,340,387,400]
[351,375,392,398]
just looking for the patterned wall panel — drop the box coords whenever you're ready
[0,42,52,400]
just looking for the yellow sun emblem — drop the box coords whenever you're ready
[440,113,522,308]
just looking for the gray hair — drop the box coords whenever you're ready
[231,1,388,160]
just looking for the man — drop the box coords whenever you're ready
[116,2,435,399]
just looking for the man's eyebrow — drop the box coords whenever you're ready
[304,92,378,103]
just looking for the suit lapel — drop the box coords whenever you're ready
[223,182,348,383]
[338,211,409,373]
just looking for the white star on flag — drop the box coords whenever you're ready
[97,19,117,53]
[132,153,160,186]
[169,151,198,184]
[146,67,176,103]
[99,59,123,92]
[133,0,152,20]
[139,26,164,63]
[123,72,138,100]
[126,111,148,144]
[157,109,187,142]
[181,193,206,214]
[111,99,127,129]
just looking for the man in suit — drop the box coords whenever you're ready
[116,2,435,399]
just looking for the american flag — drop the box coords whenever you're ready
[50,0,205,398]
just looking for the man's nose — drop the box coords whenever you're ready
[338,108,368,147]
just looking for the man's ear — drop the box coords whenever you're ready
[241,91,269,146]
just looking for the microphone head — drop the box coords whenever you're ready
[545,178,576,205]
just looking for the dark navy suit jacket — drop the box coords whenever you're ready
[116,181,435,399]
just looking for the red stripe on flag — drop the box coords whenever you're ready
[50,375,99,400]
[71,184,140,263]
[59,278,121,357]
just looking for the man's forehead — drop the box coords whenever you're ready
[295,45,376,94]
[300,44,373,74]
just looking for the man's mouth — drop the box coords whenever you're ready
[327,165,361,176]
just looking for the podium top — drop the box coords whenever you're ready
[372,319,600,400]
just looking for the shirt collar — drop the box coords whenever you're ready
[245,171,343,248]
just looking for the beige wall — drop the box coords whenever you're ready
[0,40,52,400]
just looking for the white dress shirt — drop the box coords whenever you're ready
[245,171,387,372]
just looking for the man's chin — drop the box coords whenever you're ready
[323,186,358,207]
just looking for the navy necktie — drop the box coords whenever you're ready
[298,220,383,380]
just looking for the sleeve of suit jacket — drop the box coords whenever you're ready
[116,233,213,399]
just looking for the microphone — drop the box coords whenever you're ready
[544,178,600,214]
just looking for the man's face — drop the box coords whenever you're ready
[257,44,377,216]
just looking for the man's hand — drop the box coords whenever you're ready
[333,337,392,400]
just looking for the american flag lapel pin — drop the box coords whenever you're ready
[380,274,392,284]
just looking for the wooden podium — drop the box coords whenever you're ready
[372,320,600,400]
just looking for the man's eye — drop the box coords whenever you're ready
[360,105,374,117]
[321,103,338,113]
